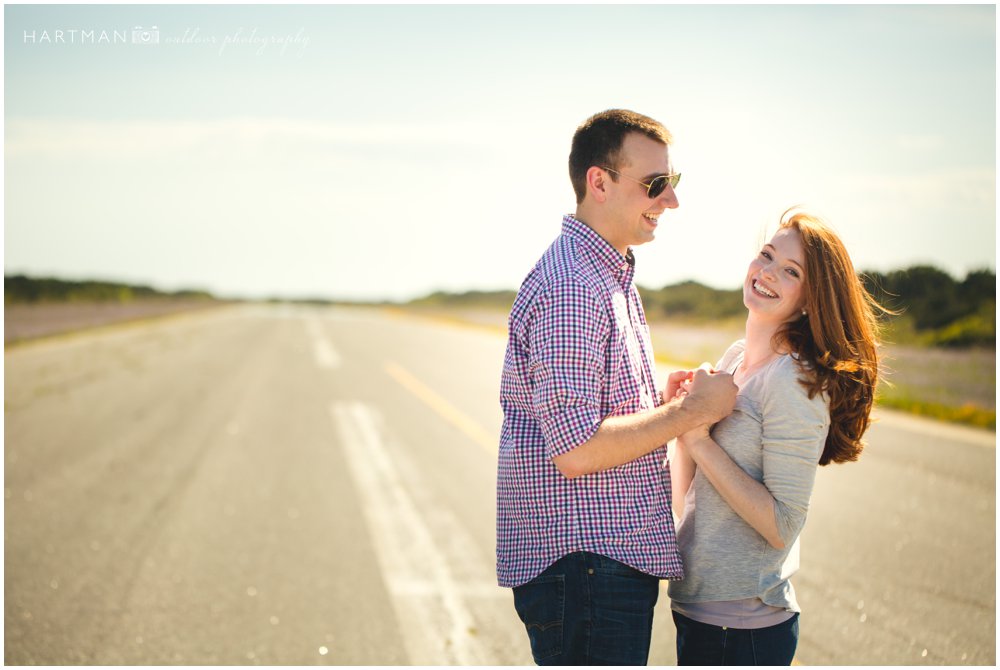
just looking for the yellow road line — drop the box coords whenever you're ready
[383,361,497,454]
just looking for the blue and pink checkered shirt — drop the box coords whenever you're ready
[496,214,683,588]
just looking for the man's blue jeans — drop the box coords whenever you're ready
[512,551,660,665]
[672,610,799,666]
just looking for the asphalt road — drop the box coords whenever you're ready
[5,305,995,665]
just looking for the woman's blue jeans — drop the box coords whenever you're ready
[672,609,799,666]
[512,552,660,665]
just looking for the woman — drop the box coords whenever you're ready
[667,209,887,665]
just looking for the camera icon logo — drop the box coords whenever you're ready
[132,25,160,45]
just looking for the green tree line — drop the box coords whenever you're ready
[4,274,215,304]
[861,266,994,347]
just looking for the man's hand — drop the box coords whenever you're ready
[683,366,737,425]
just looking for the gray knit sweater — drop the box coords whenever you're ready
[668,340,830,611]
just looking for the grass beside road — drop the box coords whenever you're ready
[875,343,996,430]
[874,394,995,430]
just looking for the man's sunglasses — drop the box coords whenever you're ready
[601,167,681,199]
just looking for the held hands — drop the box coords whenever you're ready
[685,364,738,424]
[663,363,737,442]
[673,370,711,444]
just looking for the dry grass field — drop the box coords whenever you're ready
[4,301,228,346]
[652,319,995,428]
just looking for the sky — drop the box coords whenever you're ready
[4,4,996,301]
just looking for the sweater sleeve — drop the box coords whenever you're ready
[760,358,830,545]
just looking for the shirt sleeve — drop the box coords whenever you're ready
[528,276,609,459]
[760,359,830,545]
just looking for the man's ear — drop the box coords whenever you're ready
[586,166,609,203]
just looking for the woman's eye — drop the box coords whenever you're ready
[786,268,800,278]
[760,251,772,260]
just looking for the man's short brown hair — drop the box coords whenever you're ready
[568,109,673,204]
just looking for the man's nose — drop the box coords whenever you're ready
[658,185,679,209]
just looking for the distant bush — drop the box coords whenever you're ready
[4,274,215,304]
[924,302,996,348]
[409,289,517,311]
[639,281,744,321]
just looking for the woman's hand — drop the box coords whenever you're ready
[664,363,721,402]
[663,369,694,405]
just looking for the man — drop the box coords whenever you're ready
[497,109,737,665]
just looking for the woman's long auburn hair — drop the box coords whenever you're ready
[773,210,890,465]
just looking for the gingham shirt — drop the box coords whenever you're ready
[496,214,683,588]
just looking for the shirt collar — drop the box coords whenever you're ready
[561,214,635,276]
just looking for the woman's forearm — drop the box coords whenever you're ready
[669,440,696,520]
[682,434,786,549]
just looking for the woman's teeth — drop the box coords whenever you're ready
[753,280,777,298]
